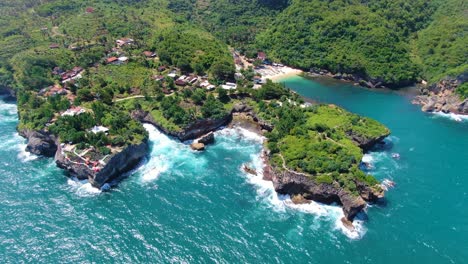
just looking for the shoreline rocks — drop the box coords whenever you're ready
[308,68,412,89]
[131,110,231,141]
[412,74,468,115]
[18,129,57,157]
[55,141,149,188]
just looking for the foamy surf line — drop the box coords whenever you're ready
[433,111,468,122]
[215,127,265,143]
[242,151,366,240]
[67,177,101,197]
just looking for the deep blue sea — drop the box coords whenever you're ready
[1,76,467,263]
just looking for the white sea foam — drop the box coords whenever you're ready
[0,100,18,123]
[140,124,205,183]
[432,112,468,122]
[17,144,39,162]
[67,177,101,197]
[215,126,265,143]
[361,154,373,163]
[241,150,367,240]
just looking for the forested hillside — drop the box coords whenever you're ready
[169,0,466,89]
[0,0,466,91]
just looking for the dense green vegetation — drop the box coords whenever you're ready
[414,0,468,83]
[246,84,387,193]
[168,0,466,92]
[256,0,433,86]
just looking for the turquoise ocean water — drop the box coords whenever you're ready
[1,76,467,263]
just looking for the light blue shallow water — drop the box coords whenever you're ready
[1,75,467,263]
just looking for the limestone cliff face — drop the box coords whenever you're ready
[55,141,149,188]
[19,127,149,189]
[263,161,380,221]
[346,131,390,152]
[131,110,232,141]
[413,73,468,115]
[18,129,57,157]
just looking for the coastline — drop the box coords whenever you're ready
[255,65,303,82]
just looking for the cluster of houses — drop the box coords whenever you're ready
[52,66,84,84]
[61,106,86,117]
[116,38,134,47]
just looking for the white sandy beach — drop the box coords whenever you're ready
[255,65,303,81]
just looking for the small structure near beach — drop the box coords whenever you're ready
[90,126,109,134]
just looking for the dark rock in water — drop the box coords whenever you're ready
[243,164,257,176]
[197,132,215,145]
[19,129,57,157]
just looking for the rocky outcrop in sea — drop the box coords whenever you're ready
[18,128,149,189]
[413,73,468,115]
[263,154,384,222]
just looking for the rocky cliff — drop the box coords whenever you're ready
[19,128,149,189]
[131,110,232,141]
[55,141,149,188]
[413,74,468,115]
[263,159,383,222]
[18,129,57,157]
[346,131,390,152]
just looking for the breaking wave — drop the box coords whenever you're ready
[432,112,468,123]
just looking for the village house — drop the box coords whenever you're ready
[221,82,237,90]
[61,67,83,84]
[143,51,156,58]
[175,79,187,86]
[85,7,94,13]
[118,56,129,63]
[61,106,86,117]
[158,65,167,72]
[167,72,178,79]
[116,38,134,47]
[49,43,60,49]
[186,76,198,85]
[106,57,119,64]
[90,126,109,134]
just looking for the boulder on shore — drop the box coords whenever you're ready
[190,142,205,151]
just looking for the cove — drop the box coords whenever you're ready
[1,73,468,263]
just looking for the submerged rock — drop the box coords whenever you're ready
[243,164,257,176]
